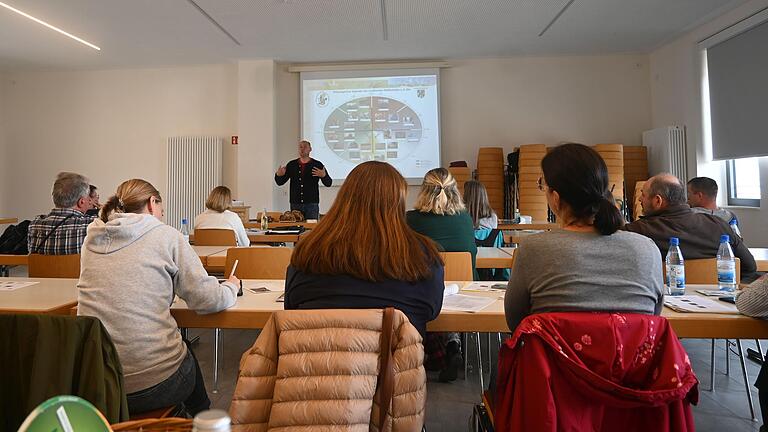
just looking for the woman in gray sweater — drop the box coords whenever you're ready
[78,179,239,416]
[505,144,664,332]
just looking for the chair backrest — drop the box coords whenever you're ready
[28,253,81,278]
[662,257,742,284]
[225,247,293,279]
[193,228,237,246]
[440,252,473,281]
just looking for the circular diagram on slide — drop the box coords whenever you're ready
[323,96,422,163]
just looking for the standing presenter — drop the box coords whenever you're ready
[274,140,332,220]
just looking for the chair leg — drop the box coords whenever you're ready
[710,339,716,392]
[462,333,469,380]
[737,340,757,421]
[757,340,765,361]
[476,332,485,392]
[486,333,492,370]
[213,328,221,393]
[727,340,732,376]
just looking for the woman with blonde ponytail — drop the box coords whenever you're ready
[77,179,240,416]
[406,167,477,382]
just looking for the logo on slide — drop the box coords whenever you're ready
[323,96,422,164]
[316,92,329,107]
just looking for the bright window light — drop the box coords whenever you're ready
[0,1,100,51]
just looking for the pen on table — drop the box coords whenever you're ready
[229,259,239,278]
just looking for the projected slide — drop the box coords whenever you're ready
[302,72,440,181]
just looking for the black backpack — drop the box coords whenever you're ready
[0,220,31,255]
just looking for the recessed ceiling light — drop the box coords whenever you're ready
[0,1,100,51]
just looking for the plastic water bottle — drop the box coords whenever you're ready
[729,219,742,239]
[666,237,685,296]
[260,208,269,231]
[717,234,737,292]
[193,409,231,431]
[181,218,190,244]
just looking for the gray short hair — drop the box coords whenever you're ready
[52,172,90,208]
[648,174,686,206]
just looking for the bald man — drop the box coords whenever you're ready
[274,140,332,220]
[623,173,758,282]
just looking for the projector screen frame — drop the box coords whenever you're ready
[299,68,442,186]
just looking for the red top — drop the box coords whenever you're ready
[299,161,309,176]
[494,312,698,432]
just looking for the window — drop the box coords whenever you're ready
[726,158,761,207]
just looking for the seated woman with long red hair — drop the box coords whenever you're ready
[284,161,445,338]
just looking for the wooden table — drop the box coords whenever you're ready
[750,248,768,272]
[0,218,18,225]
[170,281,768,338]
[247,230,303,244]
[476,247,514,269]
[191,246,229,267]
[497,221,557,231]
[0,277,78,314]
[244,221,317,230]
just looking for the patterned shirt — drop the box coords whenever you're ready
[28,208,95,255]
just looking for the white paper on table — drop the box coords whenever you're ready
[664,295,739,314]
[444,283,460,296]
[695,289,740,297]
[442,294,496,312]
[0,281,39,291]
[244,280,285,292]
[462,282,507,292]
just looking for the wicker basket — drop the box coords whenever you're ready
[111,418,193,432]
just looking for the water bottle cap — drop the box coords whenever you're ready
[729,219,737,225]
[669,237,679,246]
[182,218,188,224]
[720,234,730,243]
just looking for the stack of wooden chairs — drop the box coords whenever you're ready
[516,144,548,222]
[623,146,649,220]
[476,147,505,216]
[593,144,625,210]
[448,166,472,194]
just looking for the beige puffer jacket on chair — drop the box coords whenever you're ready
[229,308,427,432]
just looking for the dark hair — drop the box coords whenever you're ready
[541,143,623,235]
[687,177,718,199]
[89,185,98,197]
[648,174,686,205]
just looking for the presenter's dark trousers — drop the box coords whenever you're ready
[291,203,320,220]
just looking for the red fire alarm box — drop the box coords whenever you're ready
[231,135,239,145]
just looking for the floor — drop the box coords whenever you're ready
[190,328,766,432]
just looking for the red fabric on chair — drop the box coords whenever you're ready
[494,312,698,432]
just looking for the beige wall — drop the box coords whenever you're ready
[1,64,239,220]
[0,72,7,217]
[276,55,653,213]
[649,0,768,247]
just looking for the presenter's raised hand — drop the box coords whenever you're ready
[276,165,287,176]
[312,167,326,178]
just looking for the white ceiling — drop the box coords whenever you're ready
[0,0,749,71]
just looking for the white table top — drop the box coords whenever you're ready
[0,277,78,314]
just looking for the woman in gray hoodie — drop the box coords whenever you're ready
[77,179,239,416]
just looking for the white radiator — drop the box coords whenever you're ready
[642,126,688,181]
[166,136,223,230]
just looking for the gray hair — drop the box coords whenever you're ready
[648,173,686,206]
[52,172,90,208]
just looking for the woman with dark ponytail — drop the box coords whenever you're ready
[504,143,664,332]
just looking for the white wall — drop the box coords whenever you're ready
[1,64,239,221]
[276,55,653,213]
[650,0,768,247]
[0,72,7,217]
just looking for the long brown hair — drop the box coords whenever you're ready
[463,180,494,228]
[100,179,161,222]
[291,161,442,282]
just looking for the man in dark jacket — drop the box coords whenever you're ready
[623,173,757,282]
[274,140,332,219]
